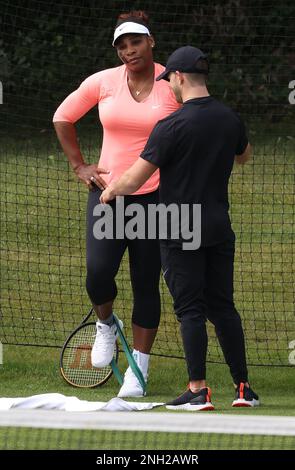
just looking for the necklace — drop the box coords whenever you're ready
[130,80,150,96]
[128,73,154,97]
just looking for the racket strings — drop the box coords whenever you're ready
[61,323,118,387]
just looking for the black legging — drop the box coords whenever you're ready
[86,187,161,329]
[161,238,248,384]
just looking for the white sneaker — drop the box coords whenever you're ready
[91,319,123,368]
[117,363,147,398]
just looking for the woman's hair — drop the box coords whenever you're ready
[115,10,150,29]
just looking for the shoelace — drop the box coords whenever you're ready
[93,325,116,351]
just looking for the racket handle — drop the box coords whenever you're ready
[111,358,123,385]
[113,314,146,393]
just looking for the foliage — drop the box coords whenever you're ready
[1,0,294,127]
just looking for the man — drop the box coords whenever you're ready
[100,46,259,410]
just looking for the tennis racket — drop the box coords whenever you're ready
[60,308,120,388]
[60,310,146,393]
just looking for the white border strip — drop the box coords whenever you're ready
[0,410,295,436]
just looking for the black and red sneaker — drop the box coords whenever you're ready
[166,387,215,411]
[232,383,260,407]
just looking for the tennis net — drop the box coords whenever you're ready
[1,410,294,451]
[1,0,294,367]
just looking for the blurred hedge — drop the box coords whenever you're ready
[1,0,294,129]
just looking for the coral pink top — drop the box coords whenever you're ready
[53,63,179,194]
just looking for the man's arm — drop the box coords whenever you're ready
[235,143,252,165]
[100,158,158,203]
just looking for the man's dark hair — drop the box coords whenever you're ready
[187,58,209,84]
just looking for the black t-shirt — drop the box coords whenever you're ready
[140,96,248,246]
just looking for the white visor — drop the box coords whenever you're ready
[112,22,150,46]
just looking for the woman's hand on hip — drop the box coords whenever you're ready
[74,163,110,190]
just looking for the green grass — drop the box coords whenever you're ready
[2,427,294,450]
[1,345,295,415]
[0,130,295,450]
[0,133,294,365]
[0,345,295,450]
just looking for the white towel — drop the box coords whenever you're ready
[0,393,164,412]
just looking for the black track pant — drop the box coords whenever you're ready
[86,188,161,329]
[161,238,248,384]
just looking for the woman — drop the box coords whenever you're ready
[53,10,179,397]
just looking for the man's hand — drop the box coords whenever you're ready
[99,158,158,202]
[100,186,116,204]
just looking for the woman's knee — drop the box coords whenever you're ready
[132,308,161,329]
[85,263,117,305]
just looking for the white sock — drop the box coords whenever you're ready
[132,349,150,378]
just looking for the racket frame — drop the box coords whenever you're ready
[60,320,119,388]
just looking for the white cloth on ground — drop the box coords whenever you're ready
[0,393,164,412]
